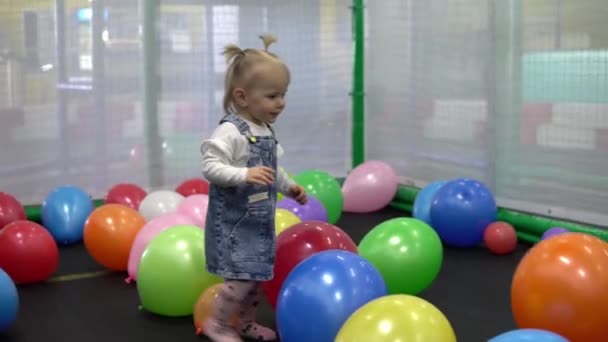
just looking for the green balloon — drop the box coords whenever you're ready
[137,225,222,317]
[358,218,443,295]
[293,169,343,224]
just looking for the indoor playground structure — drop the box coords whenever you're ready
[1,0,608,341]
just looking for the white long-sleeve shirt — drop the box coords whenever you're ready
[201,117,294,195]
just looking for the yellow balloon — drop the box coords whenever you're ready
[274,208,301,236]
[335,295,456,342]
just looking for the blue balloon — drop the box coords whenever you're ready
[429,178,497,247]
[0,268,19,332]
[276,250,388,342]
[489,328,569,342]
[42,185,94,245]
[413,180,447,224]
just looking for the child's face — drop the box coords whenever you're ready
[236,61,289,125]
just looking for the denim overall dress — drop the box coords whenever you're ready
[205,114,278,281]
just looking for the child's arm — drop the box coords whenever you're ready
[276,166,295,196]
[201,124,248,187]
[274,144,294,195]
[276,166,307,204]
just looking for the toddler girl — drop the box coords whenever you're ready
[200,34,307,342]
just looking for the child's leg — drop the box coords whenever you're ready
[237,283,277,341]
[204,279,257,342]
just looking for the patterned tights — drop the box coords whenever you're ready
[203,279,276,342]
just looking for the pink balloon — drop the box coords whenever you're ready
[342,160,399,213]
[176,194,209,228]
[125,212,197,283]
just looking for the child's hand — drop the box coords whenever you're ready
[289,184,307,205]
[246,166,275,185]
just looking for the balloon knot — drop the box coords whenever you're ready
[124,277,132,284]
[137,305,143,311]
[196,328,203,335]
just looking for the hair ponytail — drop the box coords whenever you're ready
[259,34,277,52]
[223,44,245,64]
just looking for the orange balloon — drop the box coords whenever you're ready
[84,204,146,271]
[193,283,240,335]
[511,233,608,342]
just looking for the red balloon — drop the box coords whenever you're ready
[262,221,357,308]
[0,220,59,284]
[176,178,209,197]
[483,221,517,255]
[104,183,147,210]
[0,192,26,230]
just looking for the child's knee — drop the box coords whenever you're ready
[222,279,257,299]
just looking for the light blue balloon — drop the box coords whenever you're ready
[489,328,570,342]
[413,180,447,224]
[276,250,388,342]
[0,268,19,332]
[42,185,94,245]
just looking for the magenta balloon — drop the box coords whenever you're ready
[342,160,399,213]
[277,196,328,222]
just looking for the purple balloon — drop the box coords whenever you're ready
[541,227,569,240]
[277,195,328,222]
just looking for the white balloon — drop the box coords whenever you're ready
[138,190,185,221]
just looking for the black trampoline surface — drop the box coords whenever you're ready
[2,207,527,342]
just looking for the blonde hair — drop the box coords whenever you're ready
[222,34,290,114]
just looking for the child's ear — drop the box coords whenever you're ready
[233,88,248,107]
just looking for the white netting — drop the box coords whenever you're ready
[366,0,608,226]
[0,0,352,205]
[3,0,606,227]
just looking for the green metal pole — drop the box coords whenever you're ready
[141,0,164,188]
[351,0,365,167]
[388,201,413,214]
[516,231,540,244]
[497,208,608,241]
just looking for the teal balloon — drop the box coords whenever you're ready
[413,180,447,225]
[137,225,222,317]
[358,217,443,295]
[293,170,343,224]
